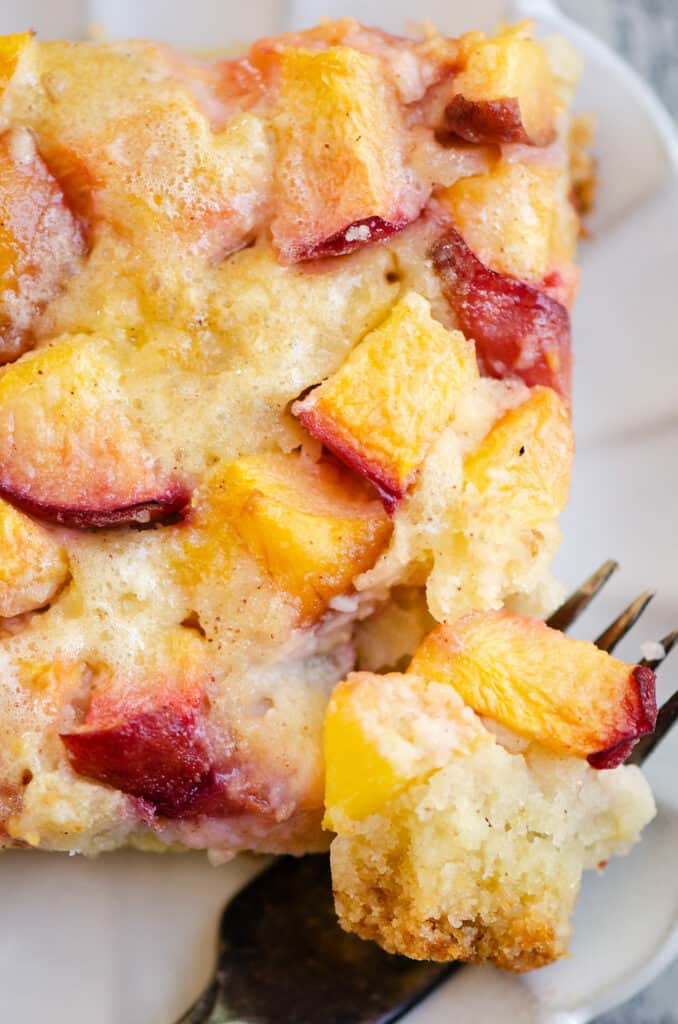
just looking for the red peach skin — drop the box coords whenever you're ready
[61,703,211,818]
[587,666,658,769]
[0,336,191,529]
[1,483,190,530]
[432,227,571,399]
[295,403,402,512]
[292,216,411,262]
[410,612,657,766]
[443,95,543,145]
[62,702,275,819]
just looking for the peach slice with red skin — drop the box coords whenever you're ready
[202,452,391,624]
[294,292,477,510]
[63,701,267,820]
[442,25,557,147]
[0,336,187,529]
[60,645,273,819]
[409,611,657,768]
[0,498,69,617]
[440,162,578,293]
[432,226,571,399]
[0,128,86,363]
[61,698,212,819]
[59,646,211,820]
[271,46,424,262]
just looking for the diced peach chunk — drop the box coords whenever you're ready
[432,227,572,398]
[441,162,578,286]
[272,46,423,261]
[0,32,32,92]
[324,670,488,828]
[464,386,573,526]
[443,25,556,146]
[409,611,657,766]
[294,293,478,510]
[0,336,187,528]
[204,452,392,623]
[324,674,404,826]
[59,643,213,818]
[0,128,86,362]
[0,498,69,617]
[62,698,211,818]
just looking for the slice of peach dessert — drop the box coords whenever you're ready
[440,23,557,147]
[0,15,593,869]
[325,617,656,969]
[294,292,477,510]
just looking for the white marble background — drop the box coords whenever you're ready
[564,0,678,119]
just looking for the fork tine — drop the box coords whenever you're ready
[639,629,678,671]
[546,559,619,632]
[627,630,678,766]
[594,591,654,653]
[631,690,678,766]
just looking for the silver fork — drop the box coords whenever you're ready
[175,561,678,1024]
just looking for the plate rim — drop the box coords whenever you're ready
[517,0,678,174]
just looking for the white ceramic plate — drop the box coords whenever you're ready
[0,1,676,1021]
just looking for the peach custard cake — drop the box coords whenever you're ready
[0,18,657,971]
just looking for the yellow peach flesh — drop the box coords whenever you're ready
[296,293,478,501]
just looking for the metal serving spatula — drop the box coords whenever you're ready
[175,561,678,1024]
